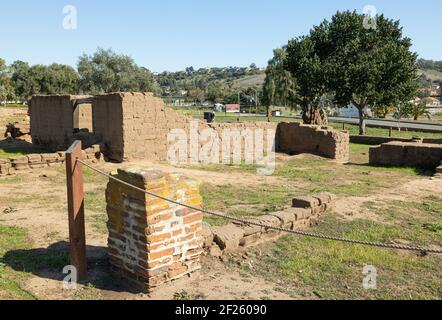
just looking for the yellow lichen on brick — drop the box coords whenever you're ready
[105,167,204,292]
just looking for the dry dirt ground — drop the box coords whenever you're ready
[0,158,302,300]
[1,153,441,300]
[0,108,28,127]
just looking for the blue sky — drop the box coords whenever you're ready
[1,0,441,72]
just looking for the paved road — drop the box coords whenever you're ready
[237,113,442,133]
[329,117,442,133]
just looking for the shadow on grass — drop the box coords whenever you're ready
[345,162,435,177]
[0,138,46,158]
[0,241,143,294]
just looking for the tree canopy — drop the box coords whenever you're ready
[262,48,297,108]
[325,11,418,134]
[263,10,419,133]
[0,59,15,102]
[77,48,157,94]
[8,61,79,100]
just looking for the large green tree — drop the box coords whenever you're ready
[10,60,33,100]
[10,60,79,100]
[43,64,79,94]
[77,48,157,94]
[284,34,331,124]
[325,11,419,135]
[0,59,15,103]
[262,47,297,108]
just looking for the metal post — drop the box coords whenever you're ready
[65,140,87,281]
[238,91,241,119]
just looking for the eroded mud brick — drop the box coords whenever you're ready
[212,224,245,251]
[292,196,320,209]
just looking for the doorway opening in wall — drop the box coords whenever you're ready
[72,97,97,148]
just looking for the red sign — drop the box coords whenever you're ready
[225,104,240,113]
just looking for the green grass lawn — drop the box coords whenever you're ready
[0,225,38,299]
[0,133,440,299]
[193,143,435,227]
[330,122,442,139]
[250,214,442,299]
[0,147,43,159]
[173,107,442,139]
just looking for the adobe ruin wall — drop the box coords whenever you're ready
[27,93,350,165]
[92,92,350,164]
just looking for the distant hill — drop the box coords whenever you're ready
[232,74,266,89]
[417,59,442,83]
[156,66,266,103]
[418,68,442,83]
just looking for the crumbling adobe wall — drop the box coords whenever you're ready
[74,103,93,132]
[93,92,187,162]
[29,95,74,151]
[370,141,442,169]
[29,95,91,151]
[92,93,347,164]
[276,122,350,162]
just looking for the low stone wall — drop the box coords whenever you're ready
[276,123,350,162]
[369,142,442,170]
[105,168,204,292]
[204,192,336,255]
[0,144,103,176]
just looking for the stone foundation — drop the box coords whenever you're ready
[276,122,350,162]
[204,192,336,255]
[0,144,103,176]
[369,142,442,170]
[105,168,204,292]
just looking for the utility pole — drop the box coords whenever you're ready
[251,88,259,114]
[238,90,242,119]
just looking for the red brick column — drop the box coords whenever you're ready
[105,168,204,292]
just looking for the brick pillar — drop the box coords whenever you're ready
[105,168,204,292]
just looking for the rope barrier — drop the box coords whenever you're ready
[77,159,442,255]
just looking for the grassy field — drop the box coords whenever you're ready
[0,129,441,299]
[250,212,442,299]
[197,143,434,226]
[173,108,442,139]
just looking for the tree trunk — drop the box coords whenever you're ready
[358,107,366,135]
[302,105,328,126]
